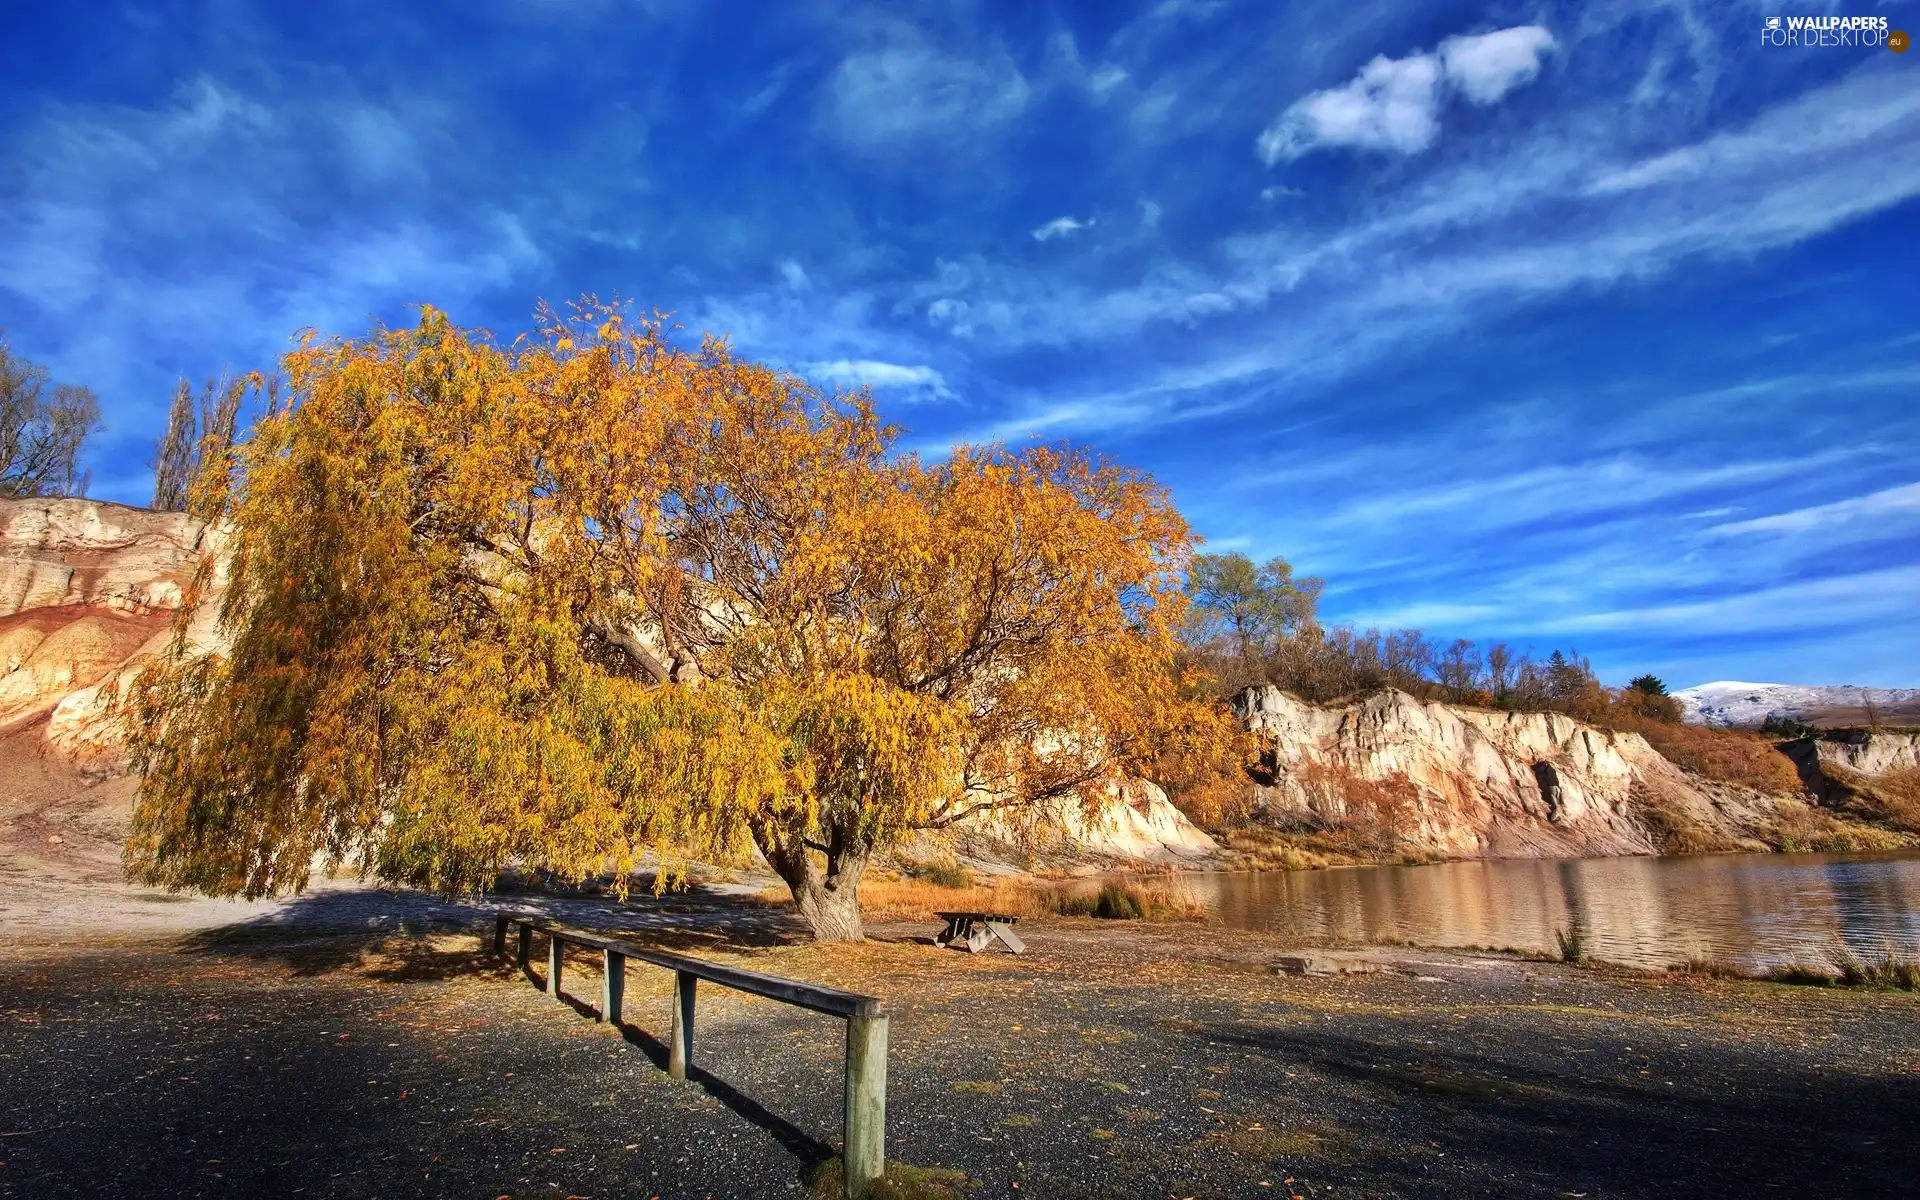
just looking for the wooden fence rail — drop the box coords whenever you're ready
[490,914,889,1199]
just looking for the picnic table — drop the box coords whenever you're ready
[933,911,1025,955]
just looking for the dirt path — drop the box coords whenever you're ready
[2,891,1915,1199]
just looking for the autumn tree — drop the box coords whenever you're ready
[124,302,1217,940]
[0,336,101,498]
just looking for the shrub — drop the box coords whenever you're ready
[1610,712,1805,796]
[1054,878,1207,921]
[900,857,972,889]
[849,873,1206,924]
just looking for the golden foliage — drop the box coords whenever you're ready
[123,301,1209,936]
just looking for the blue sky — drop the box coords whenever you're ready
[1,0,1915,687]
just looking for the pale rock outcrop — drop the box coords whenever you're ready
[1811,730,1920,777]
[1233,685,1787,858]
[0,499,224,770]
[0,499,220,617]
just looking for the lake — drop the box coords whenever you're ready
[1182,851,1920,970]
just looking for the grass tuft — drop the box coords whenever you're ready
[1554,926,1586,964]
[806,1159,977,1199]
[897,856,972,889]
[1670,944,1919,991]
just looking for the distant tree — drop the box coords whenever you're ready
[1759,713,1819,740]
[1186,552,1322,660]
[1627,674,1668,696]
[1483,642,1516,698]
[1434,638,1482,701]
[151,380,196,512]
[0,337,101,498]
[151,374,254,513]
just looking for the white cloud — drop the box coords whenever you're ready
[1257,25,1553,163]
[806,358,955,401]
[1260,185,1304,201]
[1439,26,1557,105]
[825,40,1030,155]
[1140,200,1162,228]
[1258,52,1442,162]
[778,259,810,290]
[1031,215,1094,242]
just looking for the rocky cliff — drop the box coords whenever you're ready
[1232,685,1815,859]
[0,499,226,773]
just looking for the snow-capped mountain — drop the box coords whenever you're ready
[1673,681,1920,729]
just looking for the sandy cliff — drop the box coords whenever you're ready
[1233,685,1806,858]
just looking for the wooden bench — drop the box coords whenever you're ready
[932,911,1025,955]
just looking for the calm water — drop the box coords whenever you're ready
[1183,851,1920,970]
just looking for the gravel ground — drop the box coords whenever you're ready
[2,887,1916,1200]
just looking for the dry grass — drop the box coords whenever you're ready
[1630,782,1744,855]
[1671,945,1920,991]
[1836,765,1920,833]
[1764,798,1911,853]
[761,873,1210,925]
[1608,713,1805,795]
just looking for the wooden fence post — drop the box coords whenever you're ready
[668,970,696,1080]
[602,950,624,1024]
[842,1013,888,1199]
[516,923,531,969]
[492,915,508,957]
[548,933,565,998]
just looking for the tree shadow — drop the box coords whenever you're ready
[175,882,842,1181]
[173,880,813,977]
[1194,1016,1920,1196]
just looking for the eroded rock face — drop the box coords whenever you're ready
[1813,730,1920,777]
[0,499,224,772]
[1233,685,1788,859]
[0,499,220,617]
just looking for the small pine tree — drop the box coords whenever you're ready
[1627,674,1668,696]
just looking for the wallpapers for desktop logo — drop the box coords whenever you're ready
[1760,14,1905,49]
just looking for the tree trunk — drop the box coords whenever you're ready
[753,822,872,942]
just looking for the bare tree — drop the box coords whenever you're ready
[151,379,197,511]
[151,373,254,513]
[0,337,101,498]
[1484,641,1515,698]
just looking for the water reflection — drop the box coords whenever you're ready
[1184,851,1920,969]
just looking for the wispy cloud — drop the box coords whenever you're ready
[1706,482,1920,538]
[823,34,1030,157]
[1031,215,1094,242]
[804,358,955,402]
